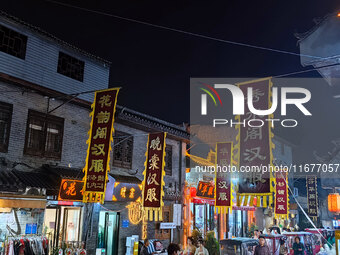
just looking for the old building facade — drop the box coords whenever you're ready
[0,11,188,255]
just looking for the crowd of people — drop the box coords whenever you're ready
[139,229,337,255]
[139,237,210,255]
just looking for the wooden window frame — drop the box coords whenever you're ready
[24,110,64,159]
[112,131,133,169]
[165,145,173,176]
[0,101,13,153]
[57,51,85,82]
[0,24,27,59]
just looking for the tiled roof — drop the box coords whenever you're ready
[13,170,57,191]
[0,170,24,192]
[109,173,141,183]
[0,165,85,195]
[41,165,84,180]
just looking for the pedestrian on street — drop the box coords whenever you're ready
[254,236,270,255]
[183,237,196,255]
[279,239,288,255]
[168,243,182,255]
[292,237,304,255]
[140,239,157,255]
[194,239,209,255]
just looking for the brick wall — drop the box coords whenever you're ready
[0,81,91,169]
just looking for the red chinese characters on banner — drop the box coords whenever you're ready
[83,88,119,203]
[237,78,274,195]
[142,132,166,221]
[274,171,289,219]
[215,142,232,211]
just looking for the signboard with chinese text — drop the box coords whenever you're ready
[215,142,233,213]
[58,179,84,201]
[306,176,318,218]
[83,88,119,204]
[274,171,289,219]
[236,78,274,207]
[141,132,166,221]
[111,182,142,202]
[196,181,215,199]
[192,198,215,205]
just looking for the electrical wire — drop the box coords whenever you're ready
[43,0,331,61]
[278,171,332,247]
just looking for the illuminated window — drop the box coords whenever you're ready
[0,24,27,59]
[57,52,84,81]
[0,101,12,152]
[24,110,64,158]
[113,131,133,169]
[165,145,172,176]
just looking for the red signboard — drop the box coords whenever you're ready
[236,78,274,206]
[215,142,232,212]
[196,181,215,199]
[142,132,166,221]
[274,171,289,219]
[83,88,119,204]
[58,179,84,202]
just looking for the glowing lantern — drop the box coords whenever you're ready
[190,187,197,197]
[328,193,340,214]
[338,12,340,17]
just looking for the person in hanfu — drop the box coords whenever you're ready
[194,239,209,255]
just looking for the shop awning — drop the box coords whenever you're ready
[0,195,46,208]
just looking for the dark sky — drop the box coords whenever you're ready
[3,0,340,163]
[2,0,339,125]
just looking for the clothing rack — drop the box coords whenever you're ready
[2,235,49,255]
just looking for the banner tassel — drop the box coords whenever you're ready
[243,195,249,206]
[269,195,273,207]
[237,195,241,207]
[263,196,268,208]
[155,209,158,221]
[257,196,261,207]
[249,195,255,206]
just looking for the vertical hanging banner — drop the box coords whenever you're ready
[235,78,275,207]
[142,132,166,221]
[274,171,289,219]
[306,176,318,219]
[83,88,120,204]
[215,142,233,213]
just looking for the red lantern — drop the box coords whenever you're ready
[328,193,340,214]
[190,187,197,198]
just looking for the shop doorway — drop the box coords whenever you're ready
[44,206,83,250]
[192,203,216,237]
[97,211,120,255]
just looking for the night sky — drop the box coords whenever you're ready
[2,0,340,162]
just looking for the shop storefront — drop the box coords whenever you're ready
[0,171,48,255]
[95,174,142,255]
[44,202,85,251]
